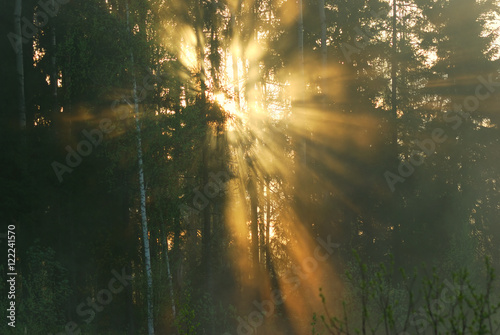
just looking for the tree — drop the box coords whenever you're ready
[126,2,155,333]
[13,0,26,130]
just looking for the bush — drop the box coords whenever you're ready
[313,254,500,335]
[18,242,71,334]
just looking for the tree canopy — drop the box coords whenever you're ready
[0,0,499,334]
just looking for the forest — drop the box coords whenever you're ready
[1,0,500,334]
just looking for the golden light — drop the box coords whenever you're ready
[156,1,385,332]
[177,27,198,71]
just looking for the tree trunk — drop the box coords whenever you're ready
[259,204,265,267]
[209,23,218,90]
[201,150,212,291]
[230,1,242,110]
[161,222,176,320]
[132,48,155,335]
[51,0,57,113]
[391,0,398,154]
[195,3,207,103]
[265,179,271,272]
[173,213,181,282]
[14,0,26,130]
[249,178,259,274]
[126,263,136,335]
[298,0,306,166]
[126,3,155,334]
[318,0,327,92]
[132,44,155,335]
[298,0,305,82]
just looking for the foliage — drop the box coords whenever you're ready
[175,289,200,335]
[19,242,71,334]
[1,0,499,333]
[313,254,500,335]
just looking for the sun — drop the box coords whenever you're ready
[209,92,242,131]
[213,92,238,116]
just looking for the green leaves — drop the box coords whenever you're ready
[20,242,71,334]
[315,255,500,335]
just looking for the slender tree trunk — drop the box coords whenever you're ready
[298,0,305,82]
[245,0,259,112]
[121,177,136,335]
[14,0,26,130]
[126,3,155,334]
[201,150,212,291]
[249,178,259,273]
[231,50,240,109]
[243,0,260,279]
[173,213,180,280]
[161,223,176,320]
[195,4,207,103]
[230,1,242,110]
[50,0,60,135]
[391,0,398,153]
[51,0,57,113]
[401,4,407,103]
[209,23,218,90]
[132,49,155,335]
[132,46,156,335]
[195,6,212,294]
[265,179,271,272]
[318,0,327,90]
[259,205,265,266]
[125,264,136,335]
[298,0,306,165]
[319,0,327,67]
